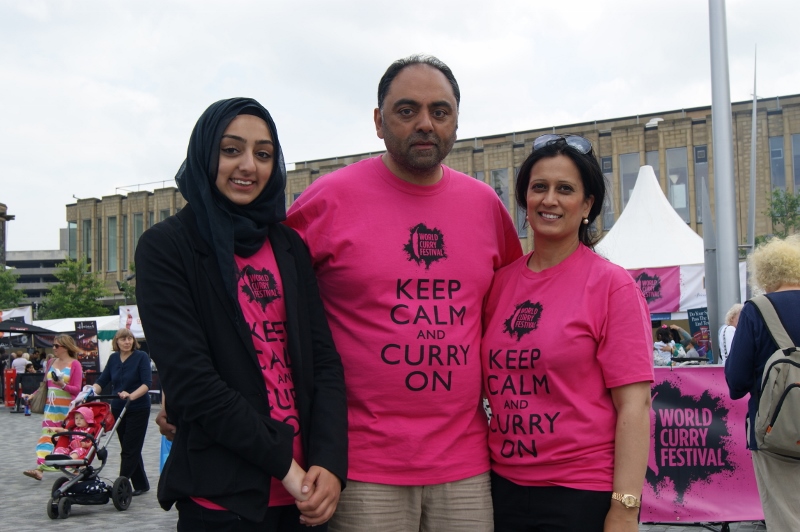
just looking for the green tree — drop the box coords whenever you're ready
[0,266,25,308]
[766,189,800,238]
[39,257,110,319]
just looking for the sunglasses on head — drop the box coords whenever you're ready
[532,134,593,155]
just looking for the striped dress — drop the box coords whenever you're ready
[35,365,78,466]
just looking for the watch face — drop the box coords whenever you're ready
[621,495,638,508]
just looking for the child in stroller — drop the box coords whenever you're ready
[42,398,133,520]
[52,406,94,461]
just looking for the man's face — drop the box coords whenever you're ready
[375,64,458,176]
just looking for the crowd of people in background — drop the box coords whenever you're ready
[1,347,50,374]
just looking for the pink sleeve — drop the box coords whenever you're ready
[284,204,308,242]
[65,359,84,397]
[596,278,654,389]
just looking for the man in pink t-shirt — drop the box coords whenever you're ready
[287,55,522,531]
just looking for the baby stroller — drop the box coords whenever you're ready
[42,396,133,519]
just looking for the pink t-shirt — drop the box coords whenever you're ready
[481,245,654,490]
[286,156,522,484]
[193,239,304,510]
[236,240,304,506]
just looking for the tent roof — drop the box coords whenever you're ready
[33,315,121,334]
[595,165,705,269]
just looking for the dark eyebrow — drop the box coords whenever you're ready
[221,134,274,146]
[391,98,454,111]
[429,100,454,111]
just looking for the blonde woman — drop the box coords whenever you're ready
[726,235,800,531]
[92,328,152,495]
[22,334,84,480]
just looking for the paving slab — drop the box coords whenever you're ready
[0,405,767,531]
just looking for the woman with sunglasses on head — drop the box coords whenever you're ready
[481,134,654,532]
[22,335,84,481]
[135,98,346,531]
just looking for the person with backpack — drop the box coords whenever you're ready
[725,234,800,531]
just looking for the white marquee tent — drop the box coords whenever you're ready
[595,165,745,318]
[596,165,705,269]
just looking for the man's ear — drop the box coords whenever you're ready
[374,108,384,140]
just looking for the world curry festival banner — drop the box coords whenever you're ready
[629,263,747,315]
[643,366,762,523]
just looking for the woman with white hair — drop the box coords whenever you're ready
[725,235,800,531]
[717,303,742,365]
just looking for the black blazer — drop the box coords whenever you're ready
[135,205,347,522]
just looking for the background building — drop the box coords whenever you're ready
[6,244,68,311]
[287,93,800,254]
[66,187,186,301]
[67,93,800,296]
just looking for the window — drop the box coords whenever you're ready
[666,147,689,222]
[121,215,128,270]
[293,193,301,203]
[107,217,117,272]
[96,218,102,271]
[133,213,144,251]
[82,219,92,261]
[68,222,77,260]
[646,151,660,179]
[601,157,614,229]
[514,166,527,238]
[770,136,785,191]
[492,168,510,210]
[149,211,154,228]
[694,146,708,223]
[160,209,170,222]
[475,170,485,182]
[792,134,800,192]
[619,153,639,211]
[516,204,527,238]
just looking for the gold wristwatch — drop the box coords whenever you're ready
[611,492,641,509]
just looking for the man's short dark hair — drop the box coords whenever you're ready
[377,54,460,110]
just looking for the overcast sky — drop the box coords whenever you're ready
[2,0,798,251]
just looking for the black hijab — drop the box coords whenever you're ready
[176,97,287,306]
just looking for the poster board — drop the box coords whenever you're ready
[643,366,763,523]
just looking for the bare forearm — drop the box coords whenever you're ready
[605,382,651,531]
[612,398,650,495]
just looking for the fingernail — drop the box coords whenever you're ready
[302,485,309,493]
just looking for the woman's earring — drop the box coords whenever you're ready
[582,218,589,225]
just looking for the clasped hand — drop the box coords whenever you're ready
[282,462,341,527]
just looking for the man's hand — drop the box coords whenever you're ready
[296,466,342,527]
[154,408,176,441]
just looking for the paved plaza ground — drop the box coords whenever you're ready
[0,404,767,531]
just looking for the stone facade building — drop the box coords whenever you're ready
[67,94,800,299]
[65,188,187,299]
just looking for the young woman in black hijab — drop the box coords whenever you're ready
[136,98,347,531]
